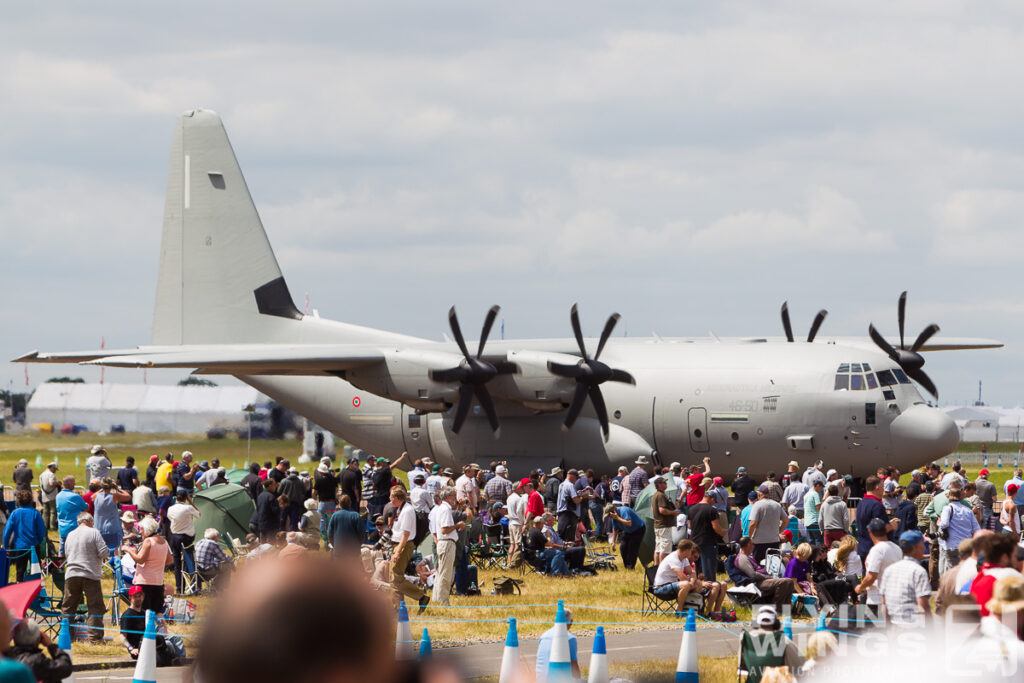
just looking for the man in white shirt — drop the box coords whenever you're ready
[506,479,527,557]
[389,486,429,611]
[455,465,479,511]
[409,474,434,514]
[38,461,60,531]
[167,491,202,594]
[878,530,932,625]
[86,445,112,481]
[855,518,904,606]
[132,482,158,514]
[432,487,462,605]
[652,539,697,614]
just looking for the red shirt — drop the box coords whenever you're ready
[82,490,96,515]
[527,489,544,517]
[970,563,1017,617]
[685,473,706,506]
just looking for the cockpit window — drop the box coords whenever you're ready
[862,362,872,371]
[865,372,878,389]
[834,374,849,390]
[851,363,862,373]
[850,374,865,390]
[835,363,881,391]
[876,369,897,387]
[837,363,850,373]
[892,368,911,384]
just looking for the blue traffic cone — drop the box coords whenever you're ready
[783,616,793,640]
[419,627,432,659]
[547,600,572,683]
[675,609,698,683]
[588,626,609,683]
[58,618,72,650]
[395,600,414,660]
[498,617,520,683]
[131,610,158,683]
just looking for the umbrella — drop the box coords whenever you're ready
[0,579,43,619]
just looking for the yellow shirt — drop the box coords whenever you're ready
[155,462,174,491]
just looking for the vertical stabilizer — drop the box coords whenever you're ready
[152,109,300,345]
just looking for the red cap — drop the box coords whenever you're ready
[128,585,144,596]
[713,477,723,485]
[149,454,159,464]
[518,477,531,489]
[979,468,989,476]
[782,530,793,542]
[1009,483,1020,496]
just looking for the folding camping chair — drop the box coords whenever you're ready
[108,556,131,626]
[764,549,786,579]
[581,535,617,571]
[470,524,509,570]
[179,543,202,596]
[640,563,703,617]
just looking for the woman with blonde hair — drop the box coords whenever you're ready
[829,535,863,579]
[122,516,173,614]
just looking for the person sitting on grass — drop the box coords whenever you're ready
[653,539,698,616]
[541,513,586,572]
[689,545,732,621]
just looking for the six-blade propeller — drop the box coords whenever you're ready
[428,305,517,434]
[547,304,636,440]
[781,301,828,343]
[867,291,941,399]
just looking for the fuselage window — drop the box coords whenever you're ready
[850,374,865,390]
[876,369,897,387]
[865,372,878,389]
[834,374,850,390]
[892,368,912,384]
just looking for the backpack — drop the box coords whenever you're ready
[725,554,751,586]
[491,576,523,596]
[413,511,430,546]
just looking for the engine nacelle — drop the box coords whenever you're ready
[344,349,462,412]
[491,349,578,411]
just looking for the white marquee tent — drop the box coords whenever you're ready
[943,405,1024,443]
[27,382,263,433]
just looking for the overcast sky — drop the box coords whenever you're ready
[2,1,1022,407]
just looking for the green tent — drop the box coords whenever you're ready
[225,468,248,485]
[194,483,255,548]
[633,477,679,567]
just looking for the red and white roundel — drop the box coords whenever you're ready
[352,396,361,407]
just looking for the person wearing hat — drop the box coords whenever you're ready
[683,457,712,508]
[556,469,584,542]
[854,517,903,607]
[855,475,901,565]
[731,467,755,511]
[971,574,1024,665]
[525,478,545,527]
[120,510,142,546]
[314,456,341,535]
[367,458,394,519]
[410,473,434,514]
[506,478,527,563]
[651,475,679,565]
[624,456,654,507]
[484,463,513,506]
[119,584,175,665]
[606,502,646,569]
[780,460,800,489]
[425,464,445,497]
[738,605,805,681]
[38,461,60,531]
[86,445,112,482]
[975,468,997,527]
[544,467,563,513]
[877,530,932,625]
[12,458,32,493]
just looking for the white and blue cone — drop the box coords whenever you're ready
[587,626,609,683]
[675,609,698,683]
[547,600,572,683]
[395,600,414,660]
[131,610,158,683]
[499,617,520,683]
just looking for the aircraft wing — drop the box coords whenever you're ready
[14,344,386,376]
[814,336,1003,352]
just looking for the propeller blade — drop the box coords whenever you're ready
[897,291,907,349]
[450,384,474,434]
[493,361,519,375]
[906,366,939,400]
[609,369,636,385]
[807,310,828,343]
[569,304,588,359]
[588,385,610,440]
[868,323,900,362]
[562,382,590,430]
[594,313,621,360]
[448,307,471,361]
[477,305,500,358]
[910,323,940,353]
[548,361,586,379]
[429,366,465,383]
[473,385,500,433]
[781,302,794,343]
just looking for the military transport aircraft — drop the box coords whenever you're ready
[16,110,1002,480]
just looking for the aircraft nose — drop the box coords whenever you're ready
[890,404,959,463]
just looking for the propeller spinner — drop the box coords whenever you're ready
[868,291,941,399]
[429,305,517,435]
[780,301,828,342]
[547,304,635,440]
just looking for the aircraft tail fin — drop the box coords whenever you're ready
[152,109,301,345]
